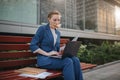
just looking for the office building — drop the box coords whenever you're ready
[0,0,120,40]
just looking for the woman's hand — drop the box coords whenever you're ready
[59,50,64,55]
[47,51,59,56]
[36,49,60,57]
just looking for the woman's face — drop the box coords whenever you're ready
[48,14,61,29]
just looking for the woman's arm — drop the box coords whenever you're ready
[30,26,44,52]
[34,48,59,56]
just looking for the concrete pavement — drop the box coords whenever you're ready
[83,60,120,80]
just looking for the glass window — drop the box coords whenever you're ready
[0,0,37,24]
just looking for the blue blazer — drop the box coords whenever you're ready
[30,24,60,66]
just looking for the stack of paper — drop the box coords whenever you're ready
[15,67,46,75]
[19,72,53,79]
[15,67,52,79]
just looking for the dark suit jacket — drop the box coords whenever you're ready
[30,23,60,66]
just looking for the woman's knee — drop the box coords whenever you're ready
[72,57,80,63]
[63,57,73,65]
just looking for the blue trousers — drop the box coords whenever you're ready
[39,57,83,80]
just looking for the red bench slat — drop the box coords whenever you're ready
[80,63,96,70]
[0,35,69,43]
[0,75,37,80]
[0,72,19,78]
[0,70,15,75]
[0,52,36,59]
[46,70,62,79]
[0,44,29,51]
[0,35,32,43]
[0,59,36,68]
[0,70,60,80]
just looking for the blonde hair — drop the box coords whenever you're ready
[48,10,61,19]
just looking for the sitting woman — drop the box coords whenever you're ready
[30,10,83,80]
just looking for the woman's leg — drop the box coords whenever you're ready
[62,58,75,80]
[71,57,83,80]
[39,57,75,80]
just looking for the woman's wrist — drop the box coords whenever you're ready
[44,52,50,56]
[36,49,59,56]
[36,49,49,56]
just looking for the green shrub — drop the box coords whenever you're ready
[77,41,120,65]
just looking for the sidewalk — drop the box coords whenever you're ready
[83,60,120,80]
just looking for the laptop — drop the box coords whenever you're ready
[62,41,81,58]
[51,41,81,58]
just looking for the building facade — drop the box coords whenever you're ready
[76,0,115,34]
[76,0,97,31]
[0,0,120,40]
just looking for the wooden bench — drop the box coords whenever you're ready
[0,35,96,80]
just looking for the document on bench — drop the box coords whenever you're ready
[15,67,53,79]
[19,72,52,79]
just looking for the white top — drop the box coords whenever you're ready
[50,28,57,45]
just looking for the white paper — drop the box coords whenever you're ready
[19,72,53,79]
[72,35,79,41]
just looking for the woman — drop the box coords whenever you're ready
[30,10,83,80]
